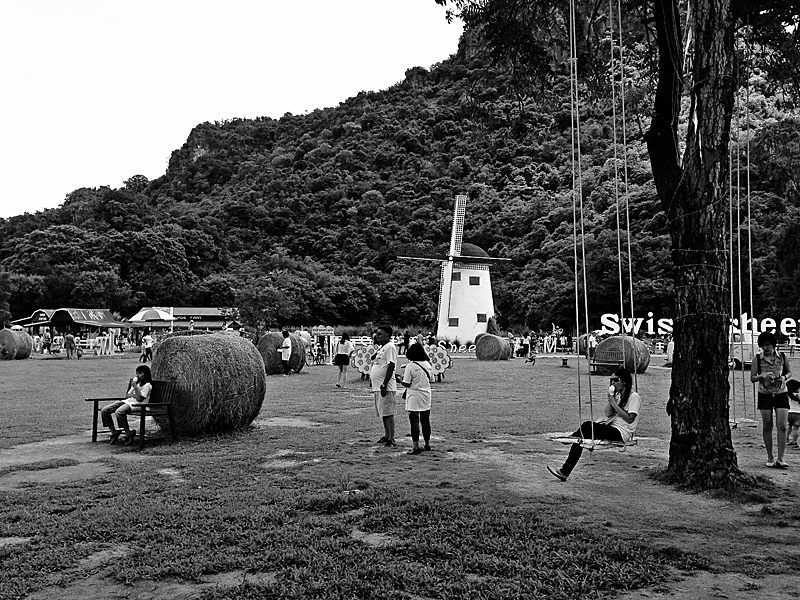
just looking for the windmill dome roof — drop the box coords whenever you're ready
[460,242,490,258]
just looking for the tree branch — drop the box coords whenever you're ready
[645,0,684,208]
[731,0,800,19]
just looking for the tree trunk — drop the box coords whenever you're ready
[646,0,742,487]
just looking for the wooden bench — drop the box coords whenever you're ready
[589,350,625,374]
[86,380,178,450]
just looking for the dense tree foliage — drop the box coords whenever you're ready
[433,0,800,489]
[1,18,798,339]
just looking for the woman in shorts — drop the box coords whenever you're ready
[750,331,791,468]
[333,333,355,388]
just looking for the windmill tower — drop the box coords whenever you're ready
[399,194,510,343]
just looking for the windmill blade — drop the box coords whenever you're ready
[396,249,448,262]
[453,255,512,266]
[449,194,467,256]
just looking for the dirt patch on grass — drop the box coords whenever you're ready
[23,570,278,600]
[5,356,800,599]
[254,416,326,428]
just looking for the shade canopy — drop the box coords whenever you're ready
[129,308,176,322]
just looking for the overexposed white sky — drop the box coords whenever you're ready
[0,0,463,219]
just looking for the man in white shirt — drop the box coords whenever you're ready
[141,331,154,362]
[370,325,398,447]
[588,333,598,358]
[279,331,292,376]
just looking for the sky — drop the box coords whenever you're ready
[0,0,463,219]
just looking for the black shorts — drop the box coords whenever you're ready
[334,353,350,366]
[757,392,790,411]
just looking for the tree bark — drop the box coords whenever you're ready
[646,0,741,487]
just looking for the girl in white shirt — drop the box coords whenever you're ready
[100,365,153,446]
[548,367,641,481]
[401,343,434,455]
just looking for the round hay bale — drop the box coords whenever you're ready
[0,329,33,360]
[594,336,651,374]
[474,332,488,346]
[151,334,266,436]
[475,334,511,361]
[256,332,306,375]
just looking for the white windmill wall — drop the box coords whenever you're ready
[437,263,495,344]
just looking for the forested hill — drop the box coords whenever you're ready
[1,33,799,334]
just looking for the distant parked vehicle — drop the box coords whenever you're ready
[730,331,755,370]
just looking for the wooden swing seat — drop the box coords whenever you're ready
[548,434,637,451]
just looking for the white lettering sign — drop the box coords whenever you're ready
[600,313,798,337]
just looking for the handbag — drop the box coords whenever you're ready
[402,361,431,400]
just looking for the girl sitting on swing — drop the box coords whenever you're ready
[548,367,641,481]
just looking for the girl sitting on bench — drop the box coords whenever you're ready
[101,365,153,446]
[547,367,641,481]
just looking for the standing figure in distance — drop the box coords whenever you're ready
[279,330,292,376]
[141,330,154,362]
[64,331,76,360]
[334,333,355,388]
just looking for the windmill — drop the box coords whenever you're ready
[398,194,510,343]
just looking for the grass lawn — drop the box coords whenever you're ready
[1,352,798,599]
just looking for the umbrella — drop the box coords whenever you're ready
[128,308,176,322]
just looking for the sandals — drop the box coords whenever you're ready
[774,460,789,469]
[109,431,121,445]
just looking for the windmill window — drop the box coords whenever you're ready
[448,318,459,327]
[451,272,461,281]
[477,313,487,323]
[469,276,480,285]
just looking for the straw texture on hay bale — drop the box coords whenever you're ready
[256,333,306,375]
[0,330,33,360]
[594,336,651,374]
[151,334,266,436]
[475,334,511,361]
[474,332,488,346]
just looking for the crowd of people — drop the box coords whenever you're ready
[91,322,800,478]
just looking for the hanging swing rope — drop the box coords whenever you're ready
[608,0,628,372]
[568,0,593,436]
[730,31,758,428]
[617,0,639,391]
[556,0,640,451]
[729,117,739,425]
[744,29,758,421]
